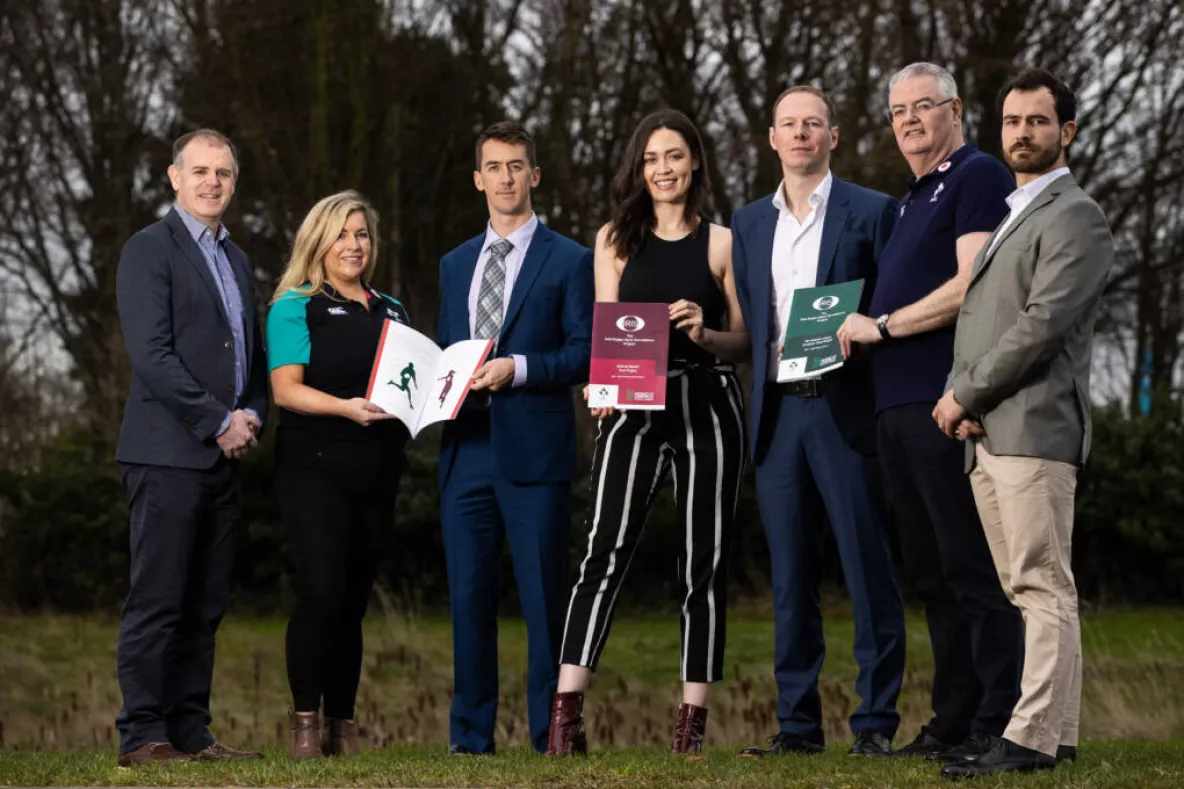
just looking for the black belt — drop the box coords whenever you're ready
[776,378,824,398]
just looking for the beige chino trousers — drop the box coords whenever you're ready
[969,444,1082,756]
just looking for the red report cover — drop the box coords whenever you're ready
[587,302,670,410]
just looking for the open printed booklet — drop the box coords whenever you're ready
[365,321,492,438]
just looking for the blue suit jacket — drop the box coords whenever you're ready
[436,222,594,487]
[732,178,897,462]
[115,208,269,470]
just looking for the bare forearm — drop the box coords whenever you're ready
[698,329,750,363]
[886,278,966,338]
[274,381,348,418]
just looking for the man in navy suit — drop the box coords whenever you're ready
[113,130,268,766]
[732,87,906,757]
[436,121,594,755]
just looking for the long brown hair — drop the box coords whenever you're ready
[607,109,712,261]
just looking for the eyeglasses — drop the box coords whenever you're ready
[889,97,955,122]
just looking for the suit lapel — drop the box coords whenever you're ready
[816,181,850,286]
[500,224,553,338]
[970,175,1073,286]
[747,200,779,352]
[454,235,484,340]
[226,243,255,361]
[166,209,231,329]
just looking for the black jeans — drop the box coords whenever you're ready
[276,427,405,719]
[116,460,239,755]
[877,404,1023,741]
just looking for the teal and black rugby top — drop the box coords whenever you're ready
[267,282,410,441]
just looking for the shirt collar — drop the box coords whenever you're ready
[1005,166,1072,211]
[322,281,380,307]
[482,213,538,255]
[907,143,977,191]
[175,204,229,244]
[772,171,833,214]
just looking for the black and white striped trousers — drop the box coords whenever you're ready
[560,366,745,683]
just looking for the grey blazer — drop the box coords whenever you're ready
[948,173,1113,468]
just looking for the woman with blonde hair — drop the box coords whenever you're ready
[266,191,411,759]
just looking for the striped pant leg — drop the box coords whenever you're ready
[668,369,746,683]
[560,410,668,671]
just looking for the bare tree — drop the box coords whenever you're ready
[0,0,174,452]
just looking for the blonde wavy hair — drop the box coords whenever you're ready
[271,191,380,303]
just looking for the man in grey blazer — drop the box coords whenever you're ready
[933,69,1113,778]
[114,129,268,766]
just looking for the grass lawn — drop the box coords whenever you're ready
[2,606,1183,786]
[1,742,1183,788]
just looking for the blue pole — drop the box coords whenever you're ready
[1139,348,1152,416]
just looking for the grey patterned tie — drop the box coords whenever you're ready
[473,238,513,340]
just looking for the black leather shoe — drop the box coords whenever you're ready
[941,737,1055,779]
[448,744,494,756]
[927,731,996,762]
[892,725,959,758]
[739,732,824,757]
[1056,744,1077,763]
[848,731,892,756]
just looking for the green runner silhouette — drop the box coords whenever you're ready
[387,361,418,408]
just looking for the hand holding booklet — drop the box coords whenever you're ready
[778,279,865,382]
[587,302,670,410]
[365,321,492,437]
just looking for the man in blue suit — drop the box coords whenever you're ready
[732,87,906,757]
[436,121,594,755]
[114,130,268,766]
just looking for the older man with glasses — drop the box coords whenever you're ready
[836,62,1024,761]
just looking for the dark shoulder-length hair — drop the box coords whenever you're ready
[607,109,712,261]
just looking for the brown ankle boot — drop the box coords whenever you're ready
[323,718,360,756]
[289,710,323,760]
[671,703,708,755]
[544,691,587,756]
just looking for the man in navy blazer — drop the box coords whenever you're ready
[732,87,906,757]
[436,121,594,755]
[113,130,268,765]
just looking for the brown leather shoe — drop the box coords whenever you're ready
[324,718,360,756]
[671,703,708,755]
[289,710,323,760]
[193,741,264,760]
[117,742,192,767]
[544,691,587,756]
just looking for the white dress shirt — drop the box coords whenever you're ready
[768,172,833,380]
[467,213,538,387]
[986,166,1071,258]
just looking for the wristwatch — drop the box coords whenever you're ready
[876,313,893,340]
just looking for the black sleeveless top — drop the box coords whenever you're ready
[618,224,726,367]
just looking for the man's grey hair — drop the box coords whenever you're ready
[888,62,959,104]
[172,129,240,175]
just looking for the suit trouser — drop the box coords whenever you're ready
[560,368,745,682]
[440,412,571,754]
[877,404,1023,741]
[276,428,405,720]
[753,389,906,743]
[969,444,1081,757]
[116,460,239,755]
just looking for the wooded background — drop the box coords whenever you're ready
[0,0,1181,611]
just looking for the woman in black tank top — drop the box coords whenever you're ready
[546,110,749,756]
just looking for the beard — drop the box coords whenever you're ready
[1005,138,1062,174]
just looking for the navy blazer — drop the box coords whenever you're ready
[436,222,594,487]
[732,178,897,462]
[115,208,269,470]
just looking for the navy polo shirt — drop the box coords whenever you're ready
[868,144,1013,413]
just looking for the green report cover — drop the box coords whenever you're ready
[778,279,865,381]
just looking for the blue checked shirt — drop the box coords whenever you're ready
[176,206,258,435]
